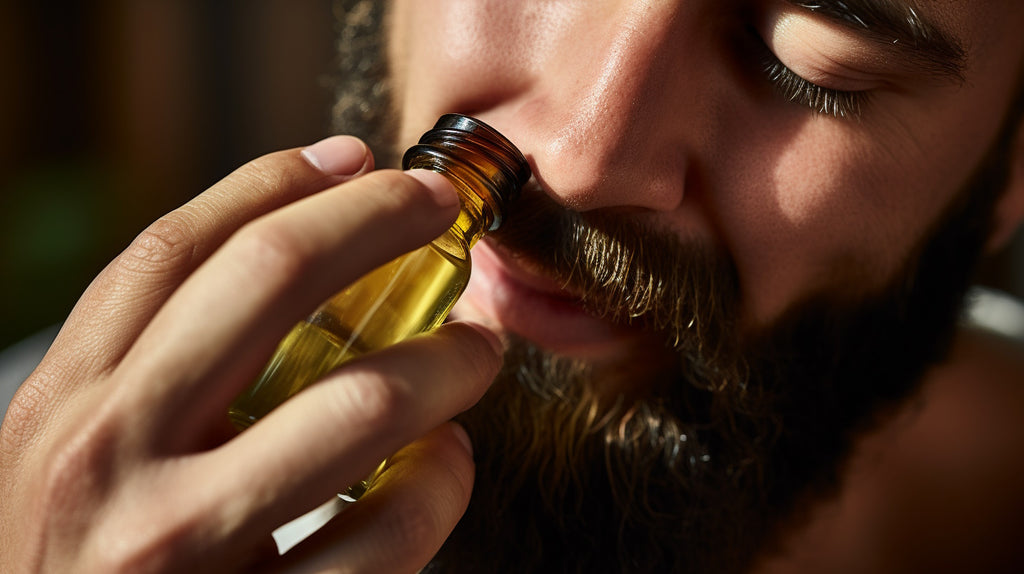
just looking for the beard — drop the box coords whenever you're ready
[327,3,1020,570]
[421,139,1011,573]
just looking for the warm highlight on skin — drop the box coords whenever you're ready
[328,1,1024,572]
[436,142,1006,571]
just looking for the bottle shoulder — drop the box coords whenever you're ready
[429,229,471,264]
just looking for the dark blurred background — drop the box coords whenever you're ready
[1,0,1023,355]
[1,0,337,351]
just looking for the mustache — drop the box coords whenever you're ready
[491,184,741,358]
[449,190,770,573]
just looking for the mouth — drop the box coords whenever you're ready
[453,239,650,359]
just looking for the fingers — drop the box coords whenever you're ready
[211,321,500,534]
[46,136,375,380]
[113,168,461,441]
[0,136,492,574]
[272,422,476,574]
[1,137,378,471]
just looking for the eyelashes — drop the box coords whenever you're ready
[762,56,867,118]
[751,33,869,119]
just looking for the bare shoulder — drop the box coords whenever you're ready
[754,325,1024,574]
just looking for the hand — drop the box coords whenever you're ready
[0,136,502,573]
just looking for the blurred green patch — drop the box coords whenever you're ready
[1,160,116,350]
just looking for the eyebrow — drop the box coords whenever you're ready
[788,0,967,83]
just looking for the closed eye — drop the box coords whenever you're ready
[751,30,870,119]
[762,51,868,119]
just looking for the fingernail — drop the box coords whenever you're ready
[404,169,460,209]
[301,135,370,175]
[450,422,474,457]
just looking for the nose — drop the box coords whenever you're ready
[492,2,706,213]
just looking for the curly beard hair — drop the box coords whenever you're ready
[329,0,399,168]
[329,2,1021,571]
[424,155,1002,573]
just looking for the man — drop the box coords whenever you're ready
[2,0,1023,572]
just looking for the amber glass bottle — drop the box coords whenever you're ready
[228,114,530,432]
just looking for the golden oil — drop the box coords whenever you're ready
[228,115,530,440]
[227,242,470,427]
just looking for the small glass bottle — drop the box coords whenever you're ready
[228,114,530,435]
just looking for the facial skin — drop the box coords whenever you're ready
[389,0,1023,343]
[5,3,1021,572]
[367,0,1024,572]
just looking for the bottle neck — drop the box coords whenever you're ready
[450,188,493,248]
[428,165,499,249]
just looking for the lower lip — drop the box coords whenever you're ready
[454,241,641,358]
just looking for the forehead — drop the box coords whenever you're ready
[385,0,1024,116]
[386,1,1023,50]
[919,0,1023,54]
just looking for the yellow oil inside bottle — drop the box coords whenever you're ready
[228,237,470,430]
[225,114,529,502]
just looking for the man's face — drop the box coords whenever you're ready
[389,0,1023,355]
[376,0,1024,571]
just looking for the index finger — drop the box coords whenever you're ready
[192,321,502,552]
[47,136,373,380]
[113,169,461,444]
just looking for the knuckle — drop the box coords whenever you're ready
[328,369,412,431]
[91,538,175,574]
[227,218,313,284]
[24,420,125,567]
[381,497,443,552]
[46,448,197,573]
[437,442,475,506]
[38,420,119,511]
[88,514,199,574]
[456,338,501,384]
[119,214,199,275]
[0,378,48,456]
[232,154,301,198]
[434,327,502,406]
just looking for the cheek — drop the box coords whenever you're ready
[714,117,948,322]
[713,14,1022,325]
